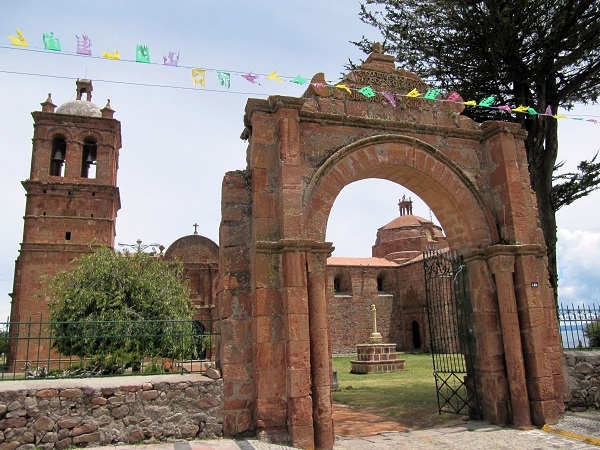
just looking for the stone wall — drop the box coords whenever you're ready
[0,374,223,450]
[564,351,600,411]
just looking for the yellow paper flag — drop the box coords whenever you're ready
[406,88,422,98]
[192,68,206,87]
[102,50,120,60]
[335,83,351,94]
[267,71,283,82]
[8,29,28,47]
[513,105,529,113]
[463,100,477,106]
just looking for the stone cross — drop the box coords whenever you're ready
[193,223,199,235]
[369,304,383,343]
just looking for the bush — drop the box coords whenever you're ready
[584,319,600,347]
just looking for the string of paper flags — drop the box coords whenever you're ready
[5,28,600,125]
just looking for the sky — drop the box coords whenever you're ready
[1,0,599,320]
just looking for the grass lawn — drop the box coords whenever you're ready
[332,353,461,429]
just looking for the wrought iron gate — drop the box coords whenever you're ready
[423,249,481,418]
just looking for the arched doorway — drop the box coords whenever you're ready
[218,48,564,449]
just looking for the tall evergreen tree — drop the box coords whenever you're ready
[354,0,600,301]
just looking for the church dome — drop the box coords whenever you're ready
[55,99,102,117]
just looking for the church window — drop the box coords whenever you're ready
[81,139,97,178]
[333,272,352,294]
[377,271,394,292]
[412,320,422,349]
[50,136,66,177]
[65,231,71,240]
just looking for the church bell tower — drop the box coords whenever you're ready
[10,79,122,325]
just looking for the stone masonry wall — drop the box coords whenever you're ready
[564,351,600,411]
[0,374,223,450]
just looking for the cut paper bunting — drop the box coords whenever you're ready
[588,119,599,124]
[545,106,552,115]
[513,105,529,113]
[554,114,567,119]
[76,35,91,56]
[163,51,179,66]
[267,71,283,82]
[358,86,376,98]
[335,83,351,94]
[424,89,441,100]
[445,92,461,102]
[464,100,477,106]
[290,75,307,85]
[527,107,538,115]
[382,92,396,107]
[8,28,28,47]
[102,50,120,60]
[241,72,260,84]
[42,32,61,51]
[497,105,512,113]
[218,71,231,89]
[136,45,150,63]
[313,82,325,88]
[191,68,206,87]
[406,88,421,98]
[479,96,495,107]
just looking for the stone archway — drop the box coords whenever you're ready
[217,49,565,449]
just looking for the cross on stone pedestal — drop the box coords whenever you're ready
[193,223,199,235]
[369,304,383,343]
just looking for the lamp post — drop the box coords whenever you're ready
[118,239,164,254]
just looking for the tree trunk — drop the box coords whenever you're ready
[525,116,559,305]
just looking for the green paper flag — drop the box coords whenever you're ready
[291,75,307,85]
[358,86,376,98]
[136,45,150,63]
[424,89,441,100]
[479,96,495,107]
[42,32,61,51]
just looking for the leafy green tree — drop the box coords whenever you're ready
[47,247,195,361]
[353,0,600,302]
[584,319,600,347]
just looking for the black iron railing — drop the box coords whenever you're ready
[1,317,219,380]
[558,304,600,350]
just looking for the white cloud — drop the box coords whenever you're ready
[557,230,600,307]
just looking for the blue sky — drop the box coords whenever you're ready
[1,0,599,319]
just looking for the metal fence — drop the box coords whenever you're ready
[0,317,219,380]
[558,303,600,350]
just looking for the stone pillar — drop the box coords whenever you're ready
[307,251,334,450]
[488,253,532,428]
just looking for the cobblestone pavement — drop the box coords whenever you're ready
[85,411,600,449]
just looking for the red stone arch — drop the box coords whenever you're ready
[218,49,565,450]
[303,134,498,251]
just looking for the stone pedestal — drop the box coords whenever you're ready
[350,343,405,374]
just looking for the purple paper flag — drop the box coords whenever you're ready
[241,72,260,84]
[163,51,179,67]
[76,35,91,55]
[545,105,552,115]
[382,92,396,107]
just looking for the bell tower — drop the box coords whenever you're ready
[10,79,122,329]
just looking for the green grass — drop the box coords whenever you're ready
[333,354,462,429]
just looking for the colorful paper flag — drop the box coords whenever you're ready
[445,92,461,103]
[544,106,552,115]
[358,86,376,98]
[335,83,351,94]
[478,96,495,107]
[312,82,325,88]
[76,35,91,56]
[191,68,206,87]
[513,105,529,113]
[497,105,512,114]
[102,50,120,60]
[218,71,231,89]
[554,114,567,119]
[8,29,28,47]
[267,71,283,82]
[290,75,307,85]
[527,107,538,115]
[382,92,396,107]
[42,32,61,51]
[424,89,441,100]
[406,88,421,98]
[464,100,477,106]
[241,72,260,84]
[163,51,179,66]
[136,45,150,63]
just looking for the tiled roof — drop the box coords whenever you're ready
[327,257,399,267]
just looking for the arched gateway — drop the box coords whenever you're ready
[217,49,564,449]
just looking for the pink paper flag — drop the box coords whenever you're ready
[445,92,460,103]
[497,105,512,114]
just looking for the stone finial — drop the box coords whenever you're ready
[40,93,56,113]
[101,99,115,118]
[372,42,384,54]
